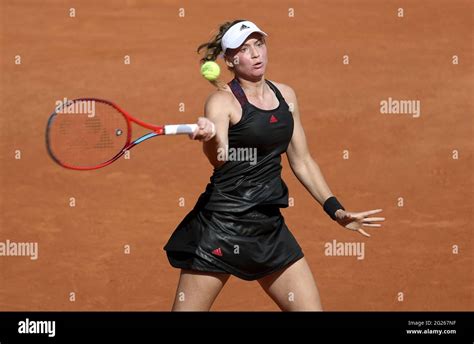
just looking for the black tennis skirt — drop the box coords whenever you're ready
[164,204,304,281]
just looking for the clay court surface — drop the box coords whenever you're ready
[0,0,472,310]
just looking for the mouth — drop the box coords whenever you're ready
[253,62,264,69]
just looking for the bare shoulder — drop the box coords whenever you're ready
[205,88,235,107]
[268,81,297,102]
[204,87,238,122]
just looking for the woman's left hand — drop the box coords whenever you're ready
[334,209,385,237]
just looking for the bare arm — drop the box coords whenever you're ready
[278,83,385,236]
[191,91,233,168]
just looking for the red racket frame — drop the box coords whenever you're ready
[46,98,192,171]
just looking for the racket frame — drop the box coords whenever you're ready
[46,98,193,170]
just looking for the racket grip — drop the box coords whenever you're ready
[164,124,198,135]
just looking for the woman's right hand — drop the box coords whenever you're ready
[189,116,216,142]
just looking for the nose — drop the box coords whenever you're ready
[250,46,260,58]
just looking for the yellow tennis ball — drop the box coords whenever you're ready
[200,61,220,81]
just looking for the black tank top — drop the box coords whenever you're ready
[196,78,294,212]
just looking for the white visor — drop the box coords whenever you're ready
[221,20,267,53]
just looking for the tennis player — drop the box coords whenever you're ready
[164,19,385,311]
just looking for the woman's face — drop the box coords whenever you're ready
[225,32,268,81]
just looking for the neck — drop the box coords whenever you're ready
[236,76,266,98]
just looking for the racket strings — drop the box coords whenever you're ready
[47,100,128,168]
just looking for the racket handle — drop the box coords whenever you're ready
[164,124,198,135]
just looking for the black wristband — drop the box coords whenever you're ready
[323,196,345,221]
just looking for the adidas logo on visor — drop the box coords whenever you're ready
[240,24,250,31]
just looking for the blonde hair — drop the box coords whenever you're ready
[197,19,246,88]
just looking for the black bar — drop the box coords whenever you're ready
[0,312,472,342]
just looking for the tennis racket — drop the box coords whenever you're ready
[46,98,198,170]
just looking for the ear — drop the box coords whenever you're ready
[224,55,235,68]
[223,49,240,69]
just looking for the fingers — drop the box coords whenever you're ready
[363,217,385,222]
[360,209,383,216]
[343,210,383,237]
[196,116,208,128]
[200,122,215,142]
[189,117,205,140]
[189,127,199,140]
[190,117,216,142]
[196,117,209,141]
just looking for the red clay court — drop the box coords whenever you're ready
[0,0,472,311]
